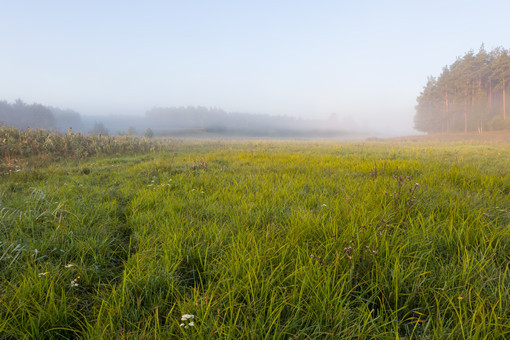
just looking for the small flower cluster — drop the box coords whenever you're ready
[310,254,323,264]
[180,314,195,328]
[38,264,81,287]
[65,263,80,287]
[0,159,24,175]
[71,276,80,287]
[387,173,420,208]
[342,238,378,261]
[375,219,388,237]
[147,183,172,188]
[343,240,355,260]
[148,178,173,188]
[366,245,377,256]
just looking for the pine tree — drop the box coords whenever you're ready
[414,46,510,133]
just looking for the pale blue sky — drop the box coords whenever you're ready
[1,1,509,134]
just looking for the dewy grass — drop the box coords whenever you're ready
[0,138,509,338]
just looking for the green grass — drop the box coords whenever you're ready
[1,139,509,339]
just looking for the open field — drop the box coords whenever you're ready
[1,134,509,338]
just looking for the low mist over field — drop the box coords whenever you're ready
[2,2,509,138]
[0,99,391,139]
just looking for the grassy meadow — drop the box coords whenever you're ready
[1,131,509,338]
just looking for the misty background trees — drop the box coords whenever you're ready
[0,101,355,138]
[415,45,510,133]
[144,106,349,136]
[0,100,82,132]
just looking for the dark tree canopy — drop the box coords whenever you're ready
[415,45,510,133]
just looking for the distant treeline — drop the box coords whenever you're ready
[0,100,82,132]
[1,100,351,137]
[145,106,345,136]
[415,45,510,133]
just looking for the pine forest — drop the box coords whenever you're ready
[414,46,510,133]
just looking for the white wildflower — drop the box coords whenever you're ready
[180,314,195,328]
[70,276,80,287]
[181,314,194,321]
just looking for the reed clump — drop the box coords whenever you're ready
[0,126,169,159]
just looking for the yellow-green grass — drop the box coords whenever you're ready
[0,138,509,338]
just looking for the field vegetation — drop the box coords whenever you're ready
[0,128,509,338]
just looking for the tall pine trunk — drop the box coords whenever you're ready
[503,77,507,120]
[489,79,492,112]
[464,82,469,133]
[444,84,449,132]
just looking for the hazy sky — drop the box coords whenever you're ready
[1,1,509,134]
